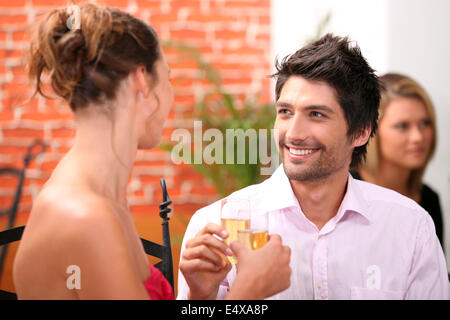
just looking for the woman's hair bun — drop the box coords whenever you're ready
[54,29,86,101]
[27,2,160,111]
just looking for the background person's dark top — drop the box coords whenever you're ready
[350,170,444,253]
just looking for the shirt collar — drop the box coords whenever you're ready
[258,165,371,223]
[257,165,301,212]
[336,172,371,223]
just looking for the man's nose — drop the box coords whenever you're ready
[285,115,308,143]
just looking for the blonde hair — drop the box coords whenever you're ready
[362,73,437,193]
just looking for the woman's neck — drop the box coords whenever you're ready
[67,107,138,206]
[360,161,418,199]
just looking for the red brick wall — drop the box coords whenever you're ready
[0,0,272,217]
[0,0,271,292]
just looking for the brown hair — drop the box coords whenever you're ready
[272,33,380,169]
[362,73,437,192]
[26,2,161,111]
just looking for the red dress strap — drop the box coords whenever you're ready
[144,264,174,300]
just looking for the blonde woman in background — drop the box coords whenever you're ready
[351,73,444,250]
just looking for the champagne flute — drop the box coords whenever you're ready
[237,209,269,250]
[220,198,250,264]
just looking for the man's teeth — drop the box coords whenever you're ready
[289,148,315,155]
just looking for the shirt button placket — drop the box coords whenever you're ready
[313,235,328,300]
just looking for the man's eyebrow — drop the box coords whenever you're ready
[304,105,335,114]
[276,101,335,114]
[276,101,293,108]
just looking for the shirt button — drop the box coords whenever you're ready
[317,282,323,289]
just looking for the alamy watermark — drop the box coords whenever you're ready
[66,264,81,290]
[66,5,81,30]
[170,121,280,176]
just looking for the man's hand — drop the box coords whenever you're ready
[179,223,232,300]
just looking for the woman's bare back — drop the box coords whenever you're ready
[13,176,150,299]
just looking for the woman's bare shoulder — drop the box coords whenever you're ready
[20,184,125,258]
[33,184,112,218]
[14,185,144,299]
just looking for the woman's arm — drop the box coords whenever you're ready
[225,235,291,300]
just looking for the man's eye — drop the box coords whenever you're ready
[311,111,324,118]
[278,109,292,115]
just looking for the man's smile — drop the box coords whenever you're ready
[285,146,320,160]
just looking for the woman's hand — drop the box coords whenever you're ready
[226,234,291,300]
[179,223,232,300]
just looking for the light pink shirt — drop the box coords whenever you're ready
[177,165,449,300]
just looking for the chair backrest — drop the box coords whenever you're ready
[0,179,174,300]
[0,140,46,278]
[0,226,25,299]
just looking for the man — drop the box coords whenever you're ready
[177,34,449,299]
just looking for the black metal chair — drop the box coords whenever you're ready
[0,140,174,299]
[142,177,174,291]
[0,140,46,278]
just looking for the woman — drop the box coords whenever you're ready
[13,3,291,299]
[352,73,444,249]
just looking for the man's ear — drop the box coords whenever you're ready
[352,126,372,148]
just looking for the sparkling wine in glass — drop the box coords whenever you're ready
[237,209,269,250]
[220,198,250,264]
